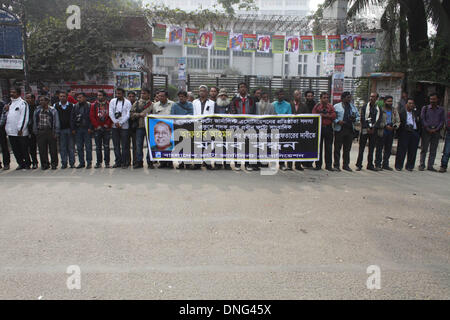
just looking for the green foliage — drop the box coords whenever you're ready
[167,84,178,100]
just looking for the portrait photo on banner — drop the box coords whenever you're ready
[148,119,175,153]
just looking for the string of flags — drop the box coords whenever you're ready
[153,24,377,54]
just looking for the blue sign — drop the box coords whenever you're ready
[0,10,20,24]
[0,9,23,56]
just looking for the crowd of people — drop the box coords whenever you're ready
[0,83,449,173]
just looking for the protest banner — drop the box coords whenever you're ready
[327,35,341,52]
[153,24,166,42]
[214,31,229,50]
[145,115,321,162]
[313,35,327,52]
[272,35,285,54]
[169,26,183,44]
[243,34,257,52]
[257,35,271,53]
[285,36,299,53]
[300,36,313,53]
[184,28,199,48]
[230,33,244,51]
[198,30,214,49]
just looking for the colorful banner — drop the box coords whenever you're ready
[114,72,142,91]
[214,31,229,51]
[331,73,345,105]
[361,34,376,53]
[230,33,244,51]
[145,115,321,162]
[285,36,299,53]
[257,35,271,53]
[198,31,214,49]
[184,28,199,48]
[341,34,361,52]
[313,35,326,52]
[243,34,257,52]
[169,26,183,44]
[70,85,115,98]
[300,36,313,53]
[272,35,285,54]
[153,24,167,42]
[327,35,341,53]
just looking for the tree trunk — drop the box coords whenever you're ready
[403,0,429,54]
[399,2,407,66]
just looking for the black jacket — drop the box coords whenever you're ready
[399,108,421,133]
[230,96,257,115]
[71,102,93,130]
[360,104,383,129]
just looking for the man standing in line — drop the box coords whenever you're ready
[25,93,39,169]
[333,92,360,172]
[291,90,308,115]
[304,91,316,113]
[375,95,400,171]
[67,89,78,105]
[419,93,445,172]
[130,88,153,169]
[71,93,94,169]
[1,87,31,170]
[127,91,138,167]
[439,110,450,173]
[270,89,293,171]
[256,92,271,115]
[33,96,60,170]
[109,88,132,169]
[90,90,113,169]
[209,86,219,103]
[395,98,421,171]
[152,90,175,115]
[253,88,262,103]
[312,92,337,171]
[55,92,75,169]
[193,85,215,116]
[356,93,383,171]
[0,99,10,170]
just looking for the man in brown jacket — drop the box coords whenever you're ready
[130,88,153,169]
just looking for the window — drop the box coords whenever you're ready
[353,57,357,65]
[352,66,356,77]
[317,54,321,63]
[233,51,252,57]
[316,65,320,76]
[303,64,307,75]
[304,55,308,63]
[298,55,303,63]
[298,64,302,75]
[285,64,289,75]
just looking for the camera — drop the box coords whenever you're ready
[429,126,437,130]
[321,108,328,115]
[115,111,122,119]
[349,113,356,123]
[406,124,415,132]
[75,113,83,127]
[367,117,374,129]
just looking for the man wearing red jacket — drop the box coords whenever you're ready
[90,90,113,168]
[67,89,78,105]
[312,92,337,171]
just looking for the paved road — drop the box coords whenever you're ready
[0,147,449,300]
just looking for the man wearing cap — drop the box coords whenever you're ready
[214,89,232,170]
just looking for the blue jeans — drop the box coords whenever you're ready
[59,128,75,166]
[75,127,93,166]
[94,128,111,165]
[136,128,150,163]
[441,131,450,169]
[112,128,130,166]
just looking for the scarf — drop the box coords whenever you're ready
[365,102,380,123]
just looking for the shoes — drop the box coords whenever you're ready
[51,166,57,170]
[367,166,376,171]
[356,166,362,171]
[314,167,322,171]
[95,163,102,169]
[334,167,341,172]
[61,165,67,169]
[76,164,85,169]
[70,165,75,169]
[86,163,92,169]
[112,164,121,168]
[439,167,447,173]
[41,165,49,171]
[133,162,144,169]
[105,164,110,169]
[326,167,335,172]
[419,165,425,171]
[16,166,24,171]
[147,163,154,169]
[374,167,383,172]
[32,164,38,170]
[383,166,394,171]
[406,168,414,172]
[343,166,353,172]
[122,165,129,169]
[295,165,304,171]
[395,167,402,171]
[3,164,10,171]
[427,167,437,172]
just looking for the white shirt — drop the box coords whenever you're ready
[193,98,215,116]
[109,98,132,129]
[406,111,417,130]
[5,97,29,137]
